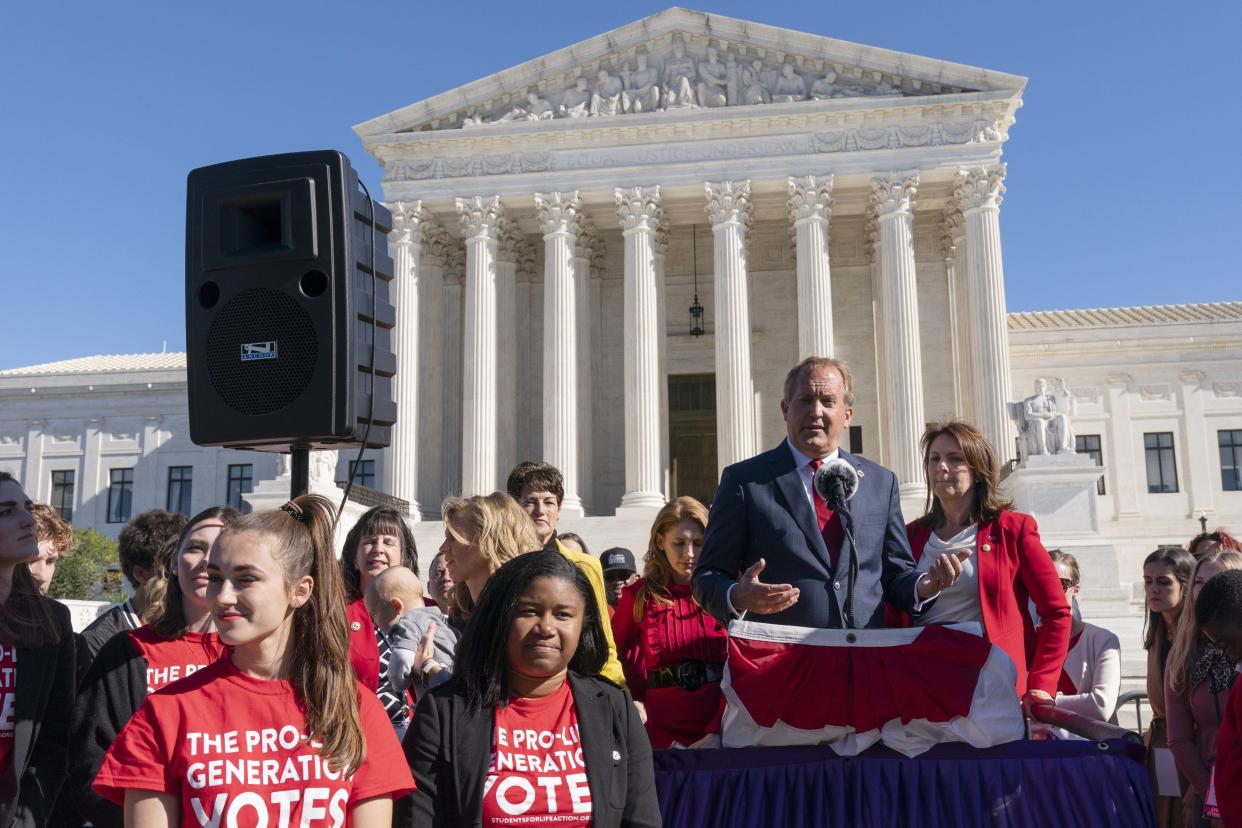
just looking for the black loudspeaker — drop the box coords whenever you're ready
[185,150,396,451]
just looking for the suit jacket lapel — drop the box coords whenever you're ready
[453,695,494,827]
[570,673,613,814]
[12,642,54,782]
[975,517,999,614]
[768,445,834,573]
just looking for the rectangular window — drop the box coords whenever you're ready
[107,468,135,524]
[347,459,375,489]
[167,466,193,515]
[1075,434,1106,495]
[50,470,75,522]
[848,426,863,455]
[1144,432,1179,494]
[1221,430,1242,492]
[226,464,254,514]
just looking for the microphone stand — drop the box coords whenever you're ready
[836,502,859,629]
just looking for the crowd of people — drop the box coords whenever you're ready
[1,355,1241,827]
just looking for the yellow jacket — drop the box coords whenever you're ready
[555,539,625,686]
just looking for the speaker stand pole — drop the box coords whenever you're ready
[289,447,310,499]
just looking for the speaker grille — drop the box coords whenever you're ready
[206,288,319,416]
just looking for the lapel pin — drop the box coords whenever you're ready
[612,750,622,761]
[350,621,362,631]
[981,544,991,553]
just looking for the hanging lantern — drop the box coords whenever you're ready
[689,224,705,336]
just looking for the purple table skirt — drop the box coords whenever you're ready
[653,738,1154,827]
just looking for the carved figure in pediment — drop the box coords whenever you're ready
[870,79,903,97]
[492,91,553,123]
[696,46,728,108]
[812,70,867,99]
[622,52,661,113]
[662,35,698,108]
[740,59,772,105]
[590,69,624,117]
[559,77,592,118]
[771,62,807,103]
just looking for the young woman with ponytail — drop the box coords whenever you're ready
[68,506,239,828]
[0,471,76,828]
[94,495,412,827]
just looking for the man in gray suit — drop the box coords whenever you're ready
[693,357,965,629]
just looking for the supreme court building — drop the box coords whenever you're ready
[355,8,1027,520]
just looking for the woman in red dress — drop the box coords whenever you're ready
[612,496,728,749]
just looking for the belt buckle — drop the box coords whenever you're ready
[678,661,705,692]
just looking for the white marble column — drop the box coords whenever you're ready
[382,201,422,515]
[440,261,465,499]
[1105,374,1140,519]
[654,221,670,499]
[787,175,835,358]
[418,217,454,517]
[615,186,666,509]
[941,205,973,418]
[573,221,599,514]
[455,196,503,497]
[495,223,526,490]
[957,165,1014,464]
[706,180,757,472]
[870,172,925,491]
[535,191,584,516]
[23,420,46,501]
[1179,370,1216,519]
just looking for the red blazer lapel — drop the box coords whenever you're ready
[974,517,1001,634]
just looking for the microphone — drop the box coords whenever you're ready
[813,457,860,512]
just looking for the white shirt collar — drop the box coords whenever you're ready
[786,437,840,471]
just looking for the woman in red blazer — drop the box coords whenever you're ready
[903,420,1071,709]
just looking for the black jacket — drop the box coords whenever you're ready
[0,599,75,828]
[63,629,147,828]
[396,672,662,828]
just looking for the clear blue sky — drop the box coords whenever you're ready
[3,0,1237,371]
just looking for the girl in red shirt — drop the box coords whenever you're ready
[0,471,76,828]
[612,496,728,749]
[69,506,240,828]
[95,495,413,828]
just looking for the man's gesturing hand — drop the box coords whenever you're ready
[731,558,800,615]
[917,550,971,599]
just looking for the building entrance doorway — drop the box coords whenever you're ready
[668,373,718,505]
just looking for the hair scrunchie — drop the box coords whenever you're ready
[280,501,310,523]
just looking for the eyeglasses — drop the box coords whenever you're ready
[1060,578,1078,591]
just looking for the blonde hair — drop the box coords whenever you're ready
[633,497,709,621]
[1167,548,1242,694]
[442,492,543,618]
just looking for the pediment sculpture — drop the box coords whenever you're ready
[457,34,959,129]
[1008,378,1075,459]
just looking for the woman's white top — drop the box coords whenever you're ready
[1055,621,1122,722]
[914,525,982,626]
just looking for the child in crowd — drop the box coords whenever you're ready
[365,566,459,703]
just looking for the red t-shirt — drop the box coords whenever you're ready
[94,658,414,827]
[128,626,228,693]
[0,643,15,776]
[482,680,592,827]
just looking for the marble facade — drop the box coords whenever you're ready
[356,8,1025,519]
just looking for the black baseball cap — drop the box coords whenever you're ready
[600,547,637,575]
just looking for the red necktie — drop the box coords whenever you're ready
[808,458,842,568]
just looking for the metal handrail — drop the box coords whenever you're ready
[1029,701,1143,745]
[1110,689,1150,731]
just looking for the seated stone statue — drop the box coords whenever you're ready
[492,92,553,123]
[559,77,592,118]
[870,79,903,97]
[696,46,728,108]
[809,71,838,101]
[662,35,698,108]
[740,59,771,105]
[591,69,624,117]
[1015,377,1075,456]
[622,52,661,113]
[770,62,807,103]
